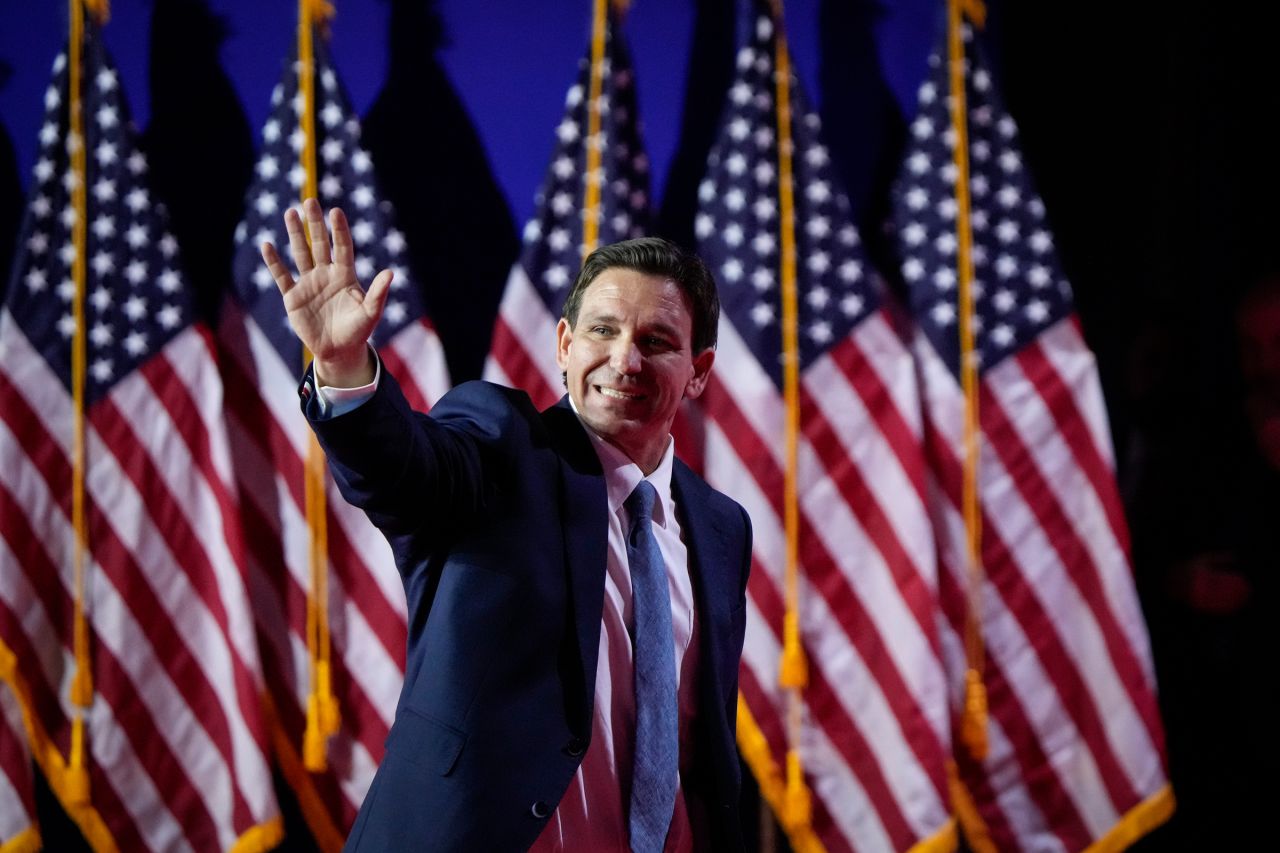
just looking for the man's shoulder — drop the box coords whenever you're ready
[672,458,749,530]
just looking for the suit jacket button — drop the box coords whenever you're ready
[564,738,586,757]
[531,801,552,819]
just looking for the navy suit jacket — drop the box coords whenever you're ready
[303,368,752,851]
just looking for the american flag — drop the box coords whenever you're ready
[0,683,37,851]
[694,10,954,852]
[0,26,280,851]
[890,22,1172,851]
[483,6,649,406]
[223,29,449,849]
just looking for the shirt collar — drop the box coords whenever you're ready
[567,396,676,529]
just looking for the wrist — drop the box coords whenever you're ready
[313,346,375,388]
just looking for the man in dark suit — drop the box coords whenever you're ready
[261,199,752,851]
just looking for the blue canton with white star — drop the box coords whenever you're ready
[891,25,1074,378]
[231,32,427,370]
[5,25,191,405]
[695,11,881,390]
[517,10,649,315]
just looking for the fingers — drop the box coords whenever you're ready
[305,198,332,266]
[284,205,313,274]
[364,268,394,323]
[330,207,355,269]
[259,241,296,296]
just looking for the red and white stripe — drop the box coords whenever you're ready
[701,311,955,852]
[0,310,279,851]
[218,301,449,845]
[483,264,564,409]
[916,317,1167,851]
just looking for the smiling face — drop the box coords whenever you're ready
[556,267,715,473]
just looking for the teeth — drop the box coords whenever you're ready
[598,386,639,400]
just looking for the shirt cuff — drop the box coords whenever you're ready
[314,348,381,418]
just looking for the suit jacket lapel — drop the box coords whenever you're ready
[543,397,608,734]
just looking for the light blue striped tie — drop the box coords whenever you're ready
[625,480,679,853]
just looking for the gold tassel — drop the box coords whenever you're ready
[303,694,327,772]
[782,748,811,829]
[65,714,91,804]
[960,667,989,760]
[317,660,341,735]
[778,612,808,688]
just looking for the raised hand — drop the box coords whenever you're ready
[260,197,389,387]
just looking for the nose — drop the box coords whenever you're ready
[610,336,642,375]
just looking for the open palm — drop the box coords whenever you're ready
[260,198,390,384]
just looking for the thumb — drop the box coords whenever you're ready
[365,268,393,324]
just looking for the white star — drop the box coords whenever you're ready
[127,152,147,175]
[44,86,60,111]
[751,267,774,291]
[351,220,374,245]
[548,228,571,251]
[31,195,52,217]
[908,152,930,175]
[39,122,58,147]
[807,287,830,309]
[96,67,117,92]
[123,331,147,356]
[724,223,744,247]
[933,267,956,289]
[753,127,774,149]
[25,269,47,292]
[995,255,1018,278]
[721,258,743,282]
[930,301,956,325]
[1028,265,1051,288]
[902,222,926,246]
[160,234,178,258]
[971,209,987,230]
[321,102,343,128]
[544,264,570,289]
[255,191,279,217]
[694,214,714,239]
[1025,299,1049,323]
[158,304,182,329]
[753,162,775,186]
[322,68,337,91]
[553,156,575,180]
[935,232,957,255]
[971,140,990,162]
[90,358,114,382]
[806,217,830,239]
[62,169,82,193]
[89,322,113,347]
[756,14,774,40]
[159,269,181,293]
[321,174,342,197]
[726,153,747,176]
[356,256,374,281]
[902,257,924,281]
[96,104,118,129]
[838,225,859,246]
[289,128,306,153]
[34,158,54,182]
[919,82,936,104]
[990,324,1014,347]
[565,85,583,107]
[288,164,306,189]
[252,265,274,289]
[971,174,989,196]
[752,232,776,255]
[91,251,115,276]
[996,220,1020,243]
[1029,231,1052,253]
[729,117,749,141]
[58,314,76,338]
[125,259,147,284]
[730,81,752,105]
[997,186,1020,209]
[611,213,631,234]
[725,189,745,212]
[262,119,281,143]
[384,301,407,324]
[973,105,993,127]
[523,219,542,243]
[1028,198,1046,218]
[838,260,862,283]
[556,119,579,144]
[807,252,830,274]
[125,187,148,213]
[58,278,75,302]
[698,179,716,203]
[256,155,279,180]
[805,181,831,203]
[808,321,833,344]
[551,192,574,216]
[840,293,864,316]
[53,239,72,263]
[750,301,774,326]
[973,69,991,92]
[90,286,112,311]
[993,289,1016,313]
[322,138,344,164]
[998,117,1017,138]
[59,205,77,229]
[95,140,118,167]
[383,229,406,254]
[93,178,116,202]
[912,116,934,140]
[126,223,148,249]
[806,146,829,168]
[905,187,928,211]
[753,197,776,221]
[123,294,148,320]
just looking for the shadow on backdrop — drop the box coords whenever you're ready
[142,0,254,328]
[656,0,737,250]
[362,0,517,384]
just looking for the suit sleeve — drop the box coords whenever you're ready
[300,361,528,557]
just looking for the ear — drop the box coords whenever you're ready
[683,347,715,400]
[555,317,572,373]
